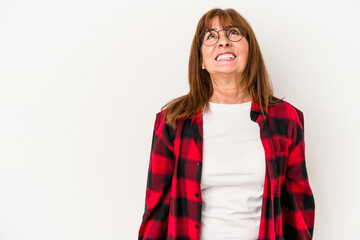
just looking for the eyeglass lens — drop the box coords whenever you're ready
[203,26,245,46]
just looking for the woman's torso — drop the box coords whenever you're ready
[199,101,266,240]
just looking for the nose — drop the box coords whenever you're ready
[218,30,231,46]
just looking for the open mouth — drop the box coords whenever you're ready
[215,53,236,61]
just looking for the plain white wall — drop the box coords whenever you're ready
[0,0,359,239]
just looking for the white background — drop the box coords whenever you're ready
[0,0,359,239]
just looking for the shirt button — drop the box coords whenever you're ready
[195,224,199,229]
[195,193,199,197]
[197,161,201,166]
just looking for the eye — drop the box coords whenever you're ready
[207,33,216,40]
[229,29,240,35]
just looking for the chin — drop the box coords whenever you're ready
[216,68,239,74]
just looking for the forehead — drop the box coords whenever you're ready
[206,16,233,30]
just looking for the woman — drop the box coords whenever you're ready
[138,8,315,240]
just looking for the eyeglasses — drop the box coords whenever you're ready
[200,25,248,47]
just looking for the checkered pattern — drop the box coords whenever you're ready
[138,96,315,240]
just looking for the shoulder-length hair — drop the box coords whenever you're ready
[160,8,283,129]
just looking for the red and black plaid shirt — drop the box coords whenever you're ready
[138,96,315,240]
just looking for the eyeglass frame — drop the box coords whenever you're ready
[199,25,249,47]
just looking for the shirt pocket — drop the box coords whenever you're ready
[178,158,201,182]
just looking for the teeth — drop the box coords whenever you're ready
[216,54,235,60]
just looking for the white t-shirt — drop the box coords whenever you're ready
[199,101,266,240]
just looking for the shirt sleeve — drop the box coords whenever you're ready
[138,112,175,240]
[281,110,315,239]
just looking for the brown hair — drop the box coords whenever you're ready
[160,8,283,129]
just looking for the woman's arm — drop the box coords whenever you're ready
[138,113,174,240]
[281,110,315,239]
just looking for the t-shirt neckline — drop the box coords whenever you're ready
[208,101,251,111]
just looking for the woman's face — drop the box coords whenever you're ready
[200,16,249,79]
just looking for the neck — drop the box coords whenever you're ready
[209,76,251,104]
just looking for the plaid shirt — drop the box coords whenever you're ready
[138,96,315,240]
